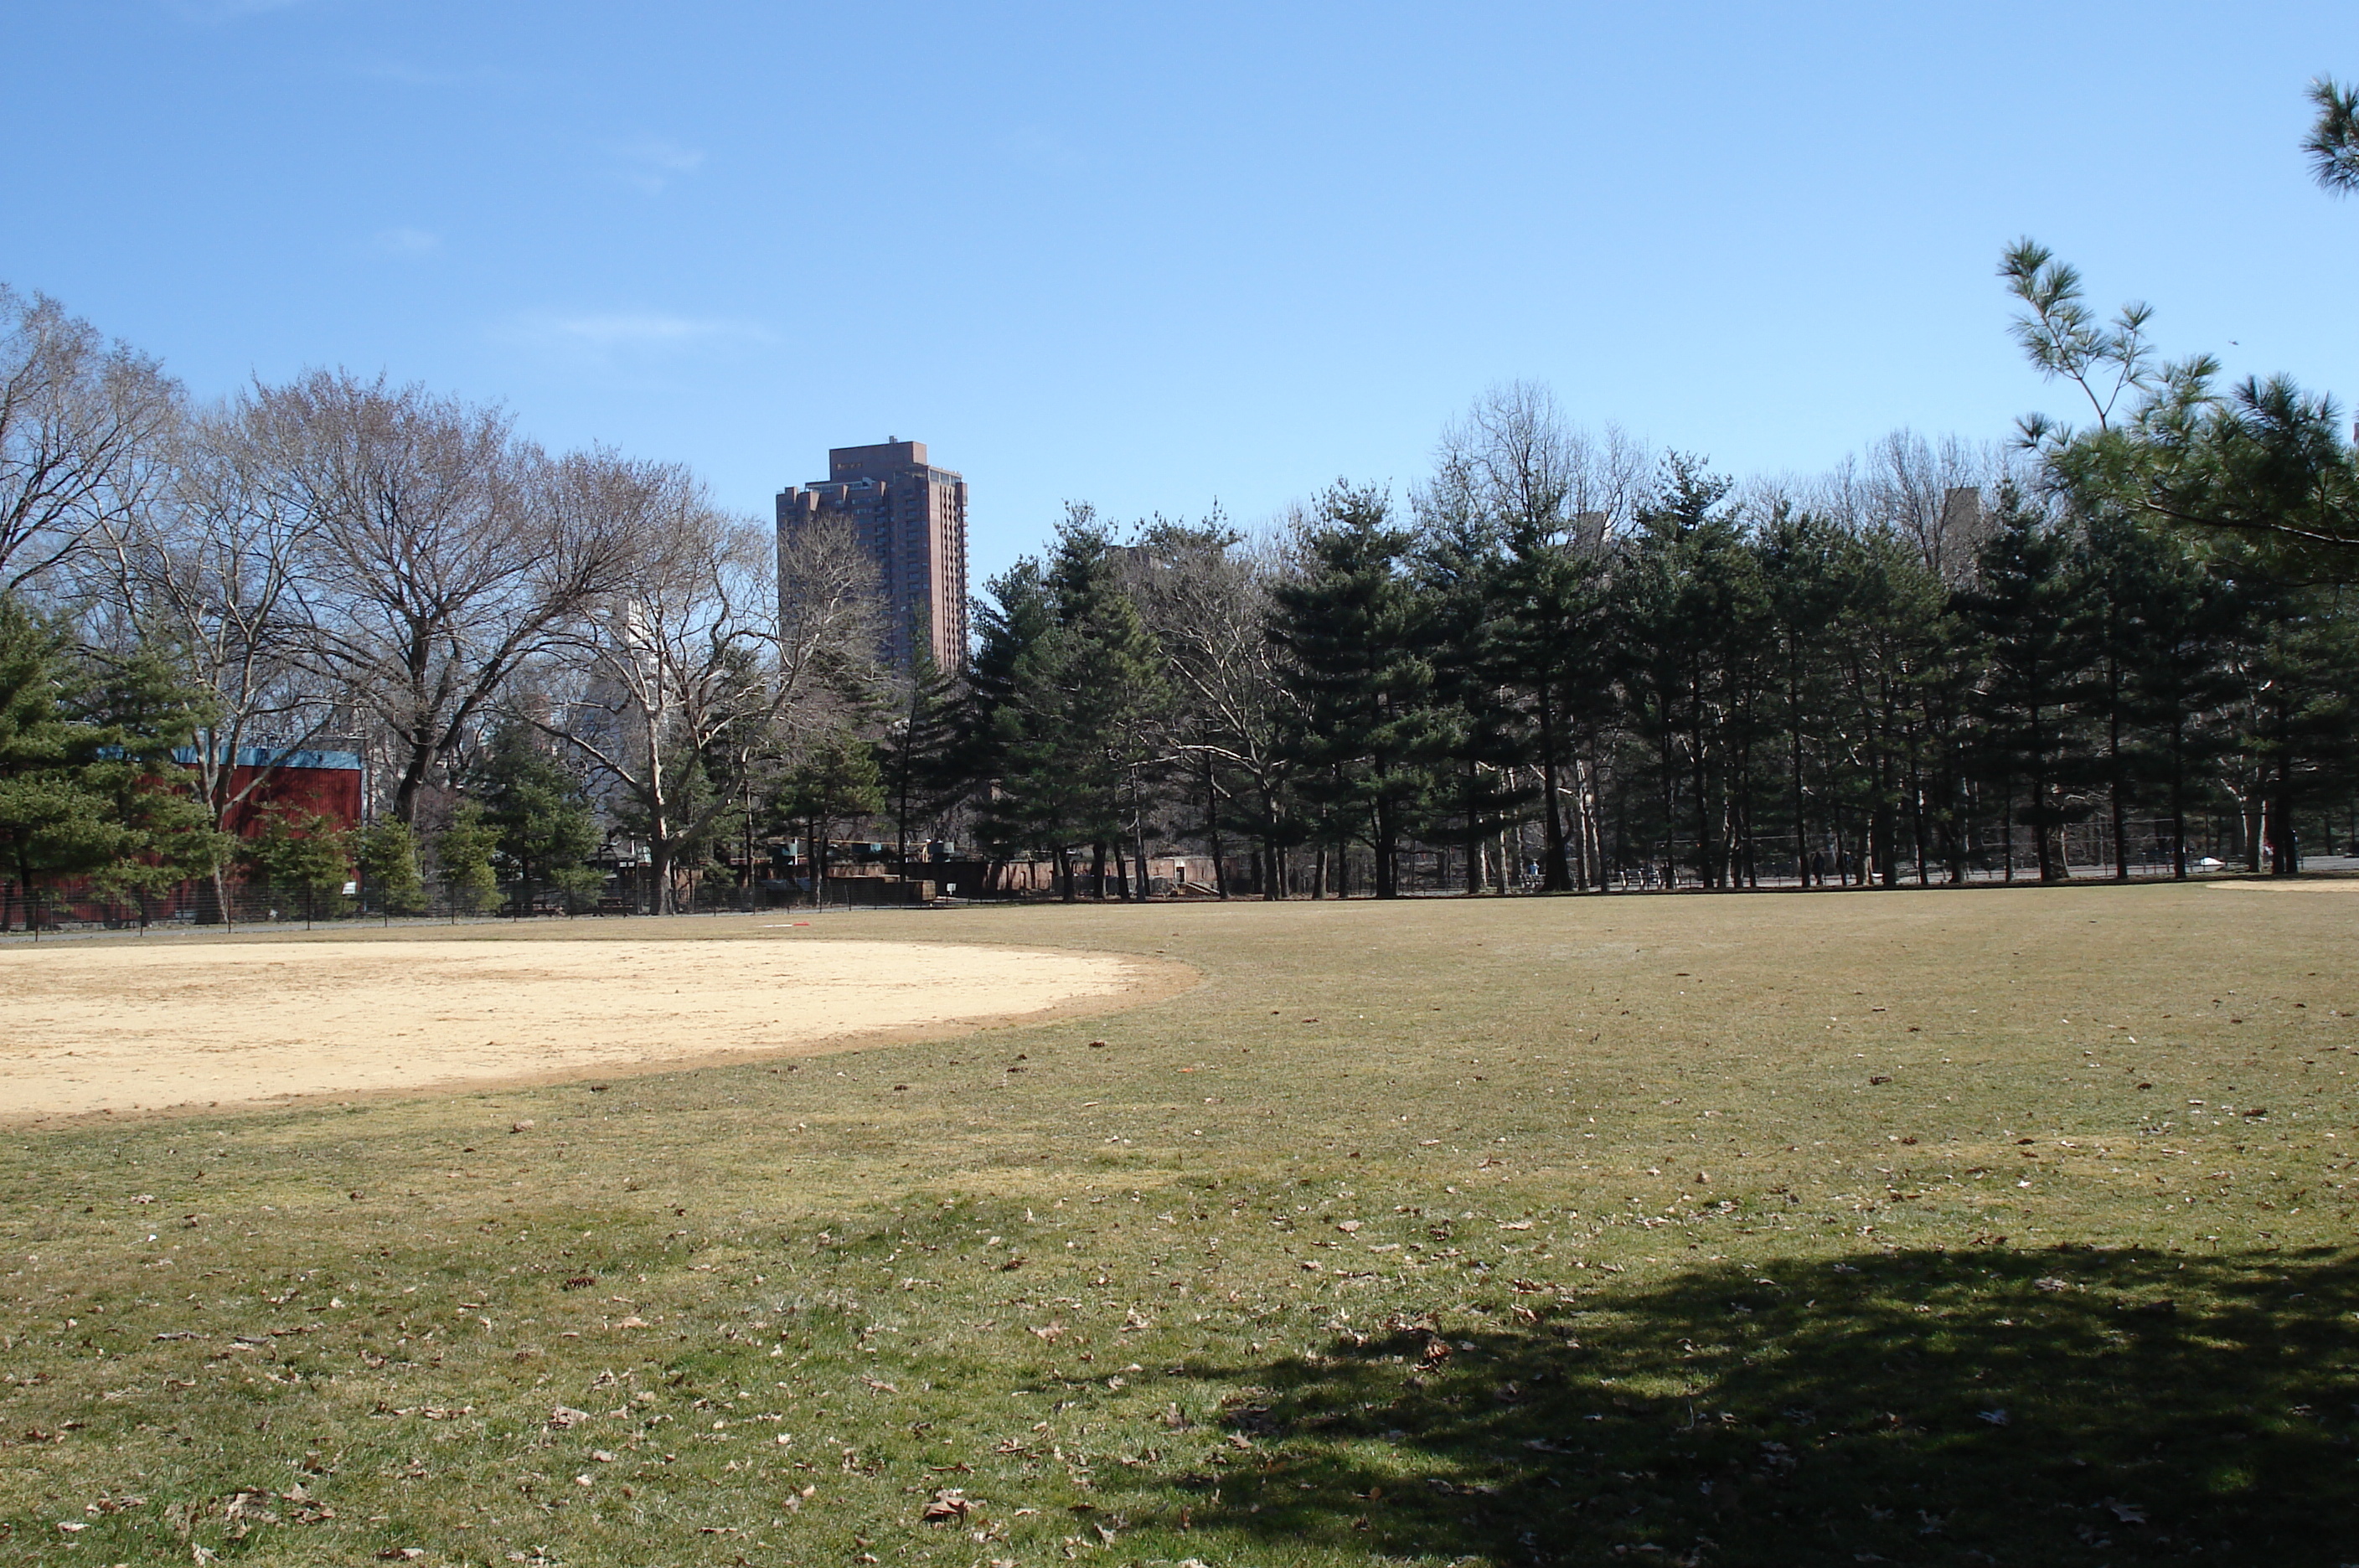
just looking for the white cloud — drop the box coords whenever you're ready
[372,227,440,257]
[607,137,707,194]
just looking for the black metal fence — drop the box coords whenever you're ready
[0,870,947,936]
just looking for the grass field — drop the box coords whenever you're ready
[4,882,2356,1567]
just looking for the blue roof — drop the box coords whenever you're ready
[170,745,363,772]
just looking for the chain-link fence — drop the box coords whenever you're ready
[0,870,945,936]
[0,878,557,934]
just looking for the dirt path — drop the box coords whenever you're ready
[0,935,1169,1119]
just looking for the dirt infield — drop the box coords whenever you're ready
[0,932,1171,1119]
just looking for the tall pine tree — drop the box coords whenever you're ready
[1269,483,1444,899]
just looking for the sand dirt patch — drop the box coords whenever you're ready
[0,936,1169,1119]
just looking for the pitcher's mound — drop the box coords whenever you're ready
[0,936,1167,1119]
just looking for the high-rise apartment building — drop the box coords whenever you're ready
[775,440,969,672]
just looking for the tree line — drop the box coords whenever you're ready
[3,308,2351,921]
[958,381,2354,900]
[0,297,881,921]
[938,84,2359,899]
[4,80,2356,918]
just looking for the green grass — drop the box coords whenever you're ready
[5,881,2358,1566]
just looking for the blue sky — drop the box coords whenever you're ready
[7,2,2356,583]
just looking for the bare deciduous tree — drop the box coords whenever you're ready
[90,403,338,913]
[775,509,885,715]
[539,480,880,912]
[241,371,646,822]
[1422,382,1651,556]
[1117,518,1288,897]
[0,286,183,597]
[1772,430,2020,585]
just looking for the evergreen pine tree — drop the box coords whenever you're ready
[1957,489,2098,882]
[1493,518,1613,891]
[877,623,968,874]
[436,803,503,913]
[1616,461,1763,888]
[1269,482,1444,899]
[1411,498,1529,892]
[772,730,884,899]
[471,720,601,887]
[0,599,219,926]
[354,819,427,915]
[239,808,353,919]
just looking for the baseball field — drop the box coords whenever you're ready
[2,881,2353,1565]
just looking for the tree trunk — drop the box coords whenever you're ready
[1464,757,1484,895]
[2170,716,2189,879]
[1133,815,1151,902]
[1873,745,1897,888]
[2269,722,2299,875]
[1788,670,1809,887]
[2000,785,2014,883]
[2029,714,2060,884]
[1205,756,1229,900]
[2109,663,2129,882]
[1590,750,1611,891]
[650,837,674,917]
[1537,696,1572,892]
[1691,723,1713,890]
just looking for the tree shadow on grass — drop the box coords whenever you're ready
[1167,1246,2359,1565]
